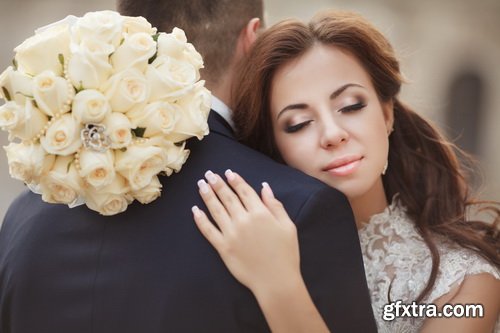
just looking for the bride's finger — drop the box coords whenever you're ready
[192,205,225,251]
[261,182,293,226]
[204,170,246,219]
[224,169,265,211]
[197,179,231,233]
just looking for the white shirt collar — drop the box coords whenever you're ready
[210,95,235,131]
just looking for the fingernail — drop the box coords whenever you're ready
[262,182,274,198]
[225,169,235,181]
[205,170,217,184]
[197,179,209,193]
[192,205,202,217]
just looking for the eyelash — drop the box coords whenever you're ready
[284,102,366,133]
[340,102,366,113]
[284,120,313,133]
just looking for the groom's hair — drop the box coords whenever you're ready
[117,0,264,87]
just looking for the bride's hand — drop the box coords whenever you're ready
[193,170,331,333]
[192,169,301,294]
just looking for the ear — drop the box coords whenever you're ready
[240,18,261,54]
[383,100,395,135]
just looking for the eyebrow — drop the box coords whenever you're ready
[276,83,365,119]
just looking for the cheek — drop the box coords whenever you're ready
[356,110,389,147]
[361,118,390,170]
[274,132,312,169]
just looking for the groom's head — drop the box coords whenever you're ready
[117,0,263,92]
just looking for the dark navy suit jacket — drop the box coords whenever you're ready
[0,111,376,332]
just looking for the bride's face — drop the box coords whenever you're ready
[270,44,393,200]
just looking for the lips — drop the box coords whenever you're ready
[323,155,363,177]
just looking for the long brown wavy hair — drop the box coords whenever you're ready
[232,9,499,302]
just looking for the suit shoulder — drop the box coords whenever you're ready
[3,189,38,222]
[190,132,328,191]
[188,133,348,217]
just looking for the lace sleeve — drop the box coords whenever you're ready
[359,201,500,333]
[426,242,500,303]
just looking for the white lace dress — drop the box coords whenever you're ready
[358,200,500,332]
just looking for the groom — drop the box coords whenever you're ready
[0,1,376,332]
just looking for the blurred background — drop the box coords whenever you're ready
[1,0,499,223]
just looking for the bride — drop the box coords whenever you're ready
[191,9,500,333]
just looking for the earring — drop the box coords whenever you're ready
[382,161,388,175]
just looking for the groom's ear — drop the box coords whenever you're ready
[239,18,261,54]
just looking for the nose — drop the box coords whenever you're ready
[319,117,348,148]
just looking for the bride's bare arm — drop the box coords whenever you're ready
[420,273,500,333]
[192,169,330,333]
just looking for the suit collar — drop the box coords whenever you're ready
[208,110,235,139]
[211,95,235,130]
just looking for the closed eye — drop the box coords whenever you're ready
[285,120,313,133]
[339,102,366,113]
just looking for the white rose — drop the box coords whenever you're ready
[78,149,115,189]
[33,70,72,117]
[132,175,162,204]
[67,39,114,90]
[166,82,210,142]
[157,28,203,72]
[0,66,33,105]
[101,112,132,149]
[0,101,23,130]
[123,16,157,36]
[71,10,124,48]
[40,113,82,156]
[35,15,79,34]
[163,141,190,176]
[104,68,150,113]
[184,42,204,72]
[7,100,49,141]
[115,144,167,191]
[72,89,111,123]
[126,101,180,138]
[145,55,197,102]
[156,30,186,59]
[39,155,83,204]
[3,142,55,184]
[14,23,71,76]
[144,138,190,176]
[85,174,132,216]
[16,14,76,77]
[111,32,156,73]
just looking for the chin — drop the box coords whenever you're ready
[339,188,366,201]
[326,179,373,201]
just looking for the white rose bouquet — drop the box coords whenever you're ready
[0,11,211,215]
